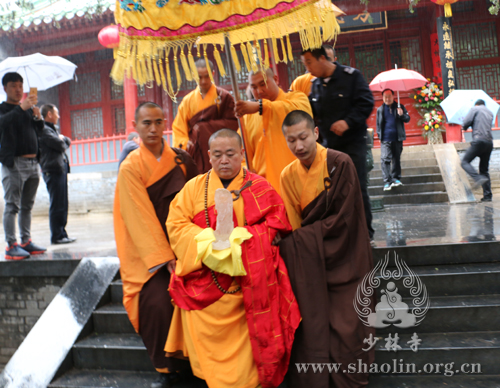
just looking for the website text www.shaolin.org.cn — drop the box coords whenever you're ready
[295,360,482,377]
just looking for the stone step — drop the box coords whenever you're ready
[371,150,436,161]
[368,174,444,187]
[369,374,500,387]
[49,369,209,388]
[72,333,153,372]
[374,294,500,334]
[373,159,437,169]
[110,280,123,303]
[408,263,500,297]
[373,331,500,375]
[371,192,449,205]
[93,303,135,334]
[369,182,446,196]
[373,242,500,267]
[372,144,435,154]
[370,166,441,178]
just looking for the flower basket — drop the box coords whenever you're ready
[411,79,446,144]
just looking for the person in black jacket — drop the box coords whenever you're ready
[39,104,76,244]
[302,47,376,241]
[0,72,46,260]
[376,89,410,191]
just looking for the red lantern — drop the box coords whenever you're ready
[430,0,459,17]
[98,25,120,49]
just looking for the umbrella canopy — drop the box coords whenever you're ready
[369,68,427,93]
[0,53,77,93]
[112,0,342,97]
[440,89,500,126]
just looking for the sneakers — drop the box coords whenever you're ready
[481,197,492,202]
[383,183,392,191]
[5,243,30,260]
[20,240,46,255]
[392,179,403,187]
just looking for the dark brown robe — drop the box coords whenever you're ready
[187,87,238,173]
[139,148,197,371]
[279,149,375,388]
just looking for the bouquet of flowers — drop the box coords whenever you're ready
[411,79,446,141]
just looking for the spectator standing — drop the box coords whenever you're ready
[461,99,494,202]
[118,132,140,167]
[0,72,46,260]
[376,89,410,191]
[40,104,76,244]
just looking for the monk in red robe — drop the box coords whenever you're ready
[279,110,375,388]
[172,59,238,173]
[165,129,301,388]
[114,102,197,388]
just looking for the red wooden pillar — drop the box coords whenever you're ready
[124,76,138,135]
[445,123,463,143]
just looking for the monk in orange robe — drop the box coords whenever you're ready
[114,102,197,387]
[289,73,315,96]
[279,110,375,388]
[165,129,300,388]
[235,68,312,191]
[172,59,238,173]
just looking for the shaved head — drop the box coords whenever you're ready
[248,67,275,79]
[248,67,280,101]
[208,129,242,149]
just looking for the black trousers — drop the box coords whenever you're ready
[380,140,403,184]
[43,164,69,242]
[334,140,374,239]
[461,139,493,200]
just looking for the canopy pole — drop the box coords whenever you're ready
[224,34,251,171]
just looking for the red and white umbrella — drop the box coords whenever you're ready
[369,66,427,107]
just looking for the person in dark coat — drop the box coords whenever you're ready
[40,104,76,244]
[118,131,141,168]
[301,47,375,242]
[0,72,46,259]
[376,89,410,191]
[461,99,494,202]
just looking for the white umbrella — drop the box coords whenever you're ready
[0,53,77,100]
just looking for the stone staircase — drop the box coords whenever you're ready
[369,145,449,206]
[47,241,500,387]
[48,279,206,388]
[369,242,500,387]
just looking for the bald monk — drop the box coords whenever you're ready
[235,68,312,190]
[289,45,336,96]
[114,102,197,388]
[172,58,238,173]
[166,129,301,388]
[279,111,375,388]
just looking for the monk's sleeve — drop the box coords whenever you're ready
[117,166,175,269]
[172,100,190,150]
[280,168,303,231]
[261,91,313,135]
[167,180,204,276]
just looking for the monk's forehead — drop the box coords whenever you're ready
[210,136,241,151]
[138,107,164,121]
[249,72,266,84]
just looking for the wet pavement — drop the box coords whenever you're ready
[1,198,500,261]
[372,199,500,248]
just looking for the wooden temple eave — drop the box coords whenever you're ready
[334,0,434,15]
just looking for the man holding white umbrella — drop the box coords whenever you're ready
[0,72,46,260]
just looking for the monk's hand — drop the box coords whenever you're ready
[330,120,349,136]
[272,234,282,246]
[167,259,176,274]
[235,100,259,117]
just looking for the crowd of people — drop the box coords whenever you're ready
[0,42,494,388]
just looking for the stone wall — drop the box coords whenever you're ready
[0,276,66,366]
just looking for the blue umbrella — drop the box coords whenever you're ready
[440,89,500,126]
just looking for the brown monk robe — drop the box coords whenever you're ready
[186,86,238,173]
[279,110,375,388]
[114,102,197,386]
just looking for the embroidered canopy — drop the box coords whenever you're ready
[112,0,342,98]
